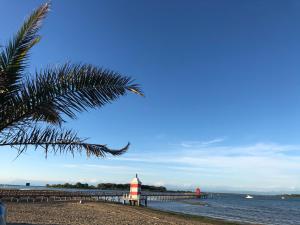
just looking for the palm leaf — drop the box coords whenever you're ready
[0,3,143,158]
[0,63,143,131]
[0,125,129,158]
[0,3,49,100]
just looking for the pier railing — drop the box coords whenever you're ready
[0,189,210,204]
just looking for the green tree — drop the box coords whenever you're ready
[0,3,143,158]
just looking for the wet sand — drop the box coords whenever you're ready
[6,201,240,225]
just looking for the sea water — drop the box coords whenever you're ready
[148,194,300,225]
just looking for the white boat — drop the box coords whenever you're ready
[281,196,285,200]
[245,194,253,199]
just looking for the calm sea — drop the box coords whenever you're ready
[148,193,300,225]
[1,185,299,225]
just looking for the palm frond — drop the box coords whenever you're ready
[0,3,143,159]
[0,3,49,100]
[0,63,143,131]
[0,126,129,158]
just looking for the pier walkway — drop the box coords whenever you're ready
[0,189,210,204]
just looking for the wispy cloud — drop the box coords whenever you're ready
[21,141,300,193]
[62,164,78,168]
[112,142,300,192]
[201,138,226,145]
[62,164,135,171]
[180,137,226,148]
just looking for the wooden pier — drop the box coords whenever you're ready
[0,189,210,205]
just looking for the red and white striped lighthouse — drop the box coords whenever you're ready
[129,174,142,201]
[195,187,201,198]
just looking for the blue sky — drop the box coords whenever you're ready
[1,0,300,193]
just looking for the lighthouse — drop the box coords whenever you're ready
[123,174,147,206]
[129,174,142,202]
[195,187,201,198]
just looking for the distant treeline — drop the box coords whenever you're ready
[46,182,167,192]
[284,194,300,198]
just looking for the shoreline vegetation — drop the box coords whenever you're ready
[6,201,242,225]
[46,182,168,192]
[283,194,300,198]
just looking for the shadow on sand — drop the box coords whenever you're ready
[8,223,35,225]
[8,223,59,225]
[8,224,34,225]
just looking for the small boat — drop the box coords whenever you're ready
[281,196,285,200]
[245,194,253,199]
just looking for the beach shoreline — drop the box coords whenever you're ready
[5,201,246,225]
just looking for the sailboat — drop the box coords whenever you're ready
[245,194,253,199]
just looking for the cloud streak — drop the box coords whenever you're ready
[180,137,226,148]
[112,141,300,192]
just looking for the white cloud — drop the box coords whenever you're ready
[62,163,136,172]
[201,137,226,145]
[4,141,299,193]
[180,137,226,148]
[113,142,300,192]
[62,164,78,168]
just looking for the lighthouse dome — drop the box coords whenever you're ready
[131,174,141,184]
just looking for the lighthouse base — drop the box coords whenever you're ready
[122,195,147,207]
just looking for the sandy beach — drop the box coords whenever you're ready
[5,201,239,225]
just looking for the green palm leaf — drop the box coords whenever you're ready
[0,3,49,100]
[0,126,129,158]
[0,3,143,158]
[0,63,143,131]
